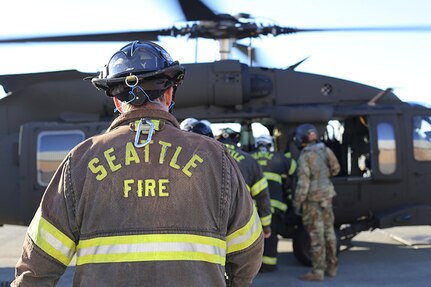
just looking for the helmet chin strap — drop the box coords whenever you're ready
[113,85,177,114]
[168,86,178,113]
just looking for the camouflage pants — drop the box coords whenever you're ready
[302,201,337,274]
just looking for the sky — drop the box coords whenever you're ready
[0,0,431,105]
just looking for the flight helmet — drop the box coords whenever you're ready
[295,123,319,149]
[91,40,185,105]
[191,121,214,138]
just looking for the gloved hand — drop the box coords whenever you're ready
[263,226,272,239]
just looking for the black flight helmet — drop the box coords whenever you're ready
[91,40,185,105]
[295,123,319,149]
[191,121,214,138]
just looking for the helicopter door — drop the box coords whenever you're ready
[327,116,375,224]
[17,121,110,225]
[407,111,431,210]
[366,114,410,225]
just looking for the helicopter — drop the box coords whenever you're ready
[1,0,431,266]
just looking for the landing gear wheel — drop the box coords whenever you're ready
[292,224,312,266]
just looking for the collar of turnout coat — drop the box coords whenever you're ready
[107,107,181,132]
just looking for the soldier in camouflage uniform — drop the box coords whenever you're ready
[293,124,340,281]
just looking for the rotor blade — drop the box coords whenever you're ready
[268,25,431,36]
[178,0,219,21]
[0,30,165,43]
[0,70,94,93]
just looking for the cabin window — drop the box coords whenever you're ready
[36,130,85,186]
[377,123,396,174]
[412,116,431,161]
[210,122,270,151]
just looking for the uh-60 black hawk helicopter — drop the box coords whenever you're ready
[1,0,431,266]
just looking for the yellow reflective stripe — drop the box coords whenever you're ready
[27,208,76,266]
[133,119,160,132]
[260,214,272,227]
[77,234,226,266]
[262,256,277,265]
[264,172,282,184]
[284,152,296,175]
[246,184,251,192]
[226,207,262,254]
[250,177,268,197]
[289,159,297,175]
[271,199,287,212]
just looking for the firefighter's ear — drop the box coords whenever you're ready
[163,87,174,108]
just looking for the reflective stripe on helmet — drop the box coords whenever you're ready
[27,208,76,266]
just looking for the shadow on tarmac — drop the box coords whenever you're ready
[252,239,431,287]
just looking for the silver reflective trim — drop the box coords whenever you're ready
[226,216,260,248]
[40,228,75,259]
[77,241,226,258]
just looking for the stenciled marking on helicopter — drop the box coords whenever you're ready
[87,140,204,198]
[321,83,333,96]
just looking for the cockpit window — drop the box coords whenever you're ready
[412,116,431,161]
[37,130,85,186]
[377,123,396,174]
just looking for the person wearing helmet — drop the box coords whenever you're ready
[215,128,273,240]
[251,134,297,273]
[180,117,198,131]
[182,119,214,138]
[292,123,340,281]
[191,121,214,138]
[12,41,263,287]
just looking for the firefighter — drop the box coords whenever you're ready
[251,134,297,272]
[215,128,273,239]
[12,41,263,287]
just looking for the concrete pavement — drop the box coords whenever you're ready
[1,225,430,286]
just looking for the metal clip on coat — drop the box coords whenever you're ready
[134,118,154,148]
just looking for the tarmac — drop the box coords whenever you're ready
[1,224,431,286]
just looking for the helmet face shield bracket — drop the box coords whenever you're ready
[125,75,139,88]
